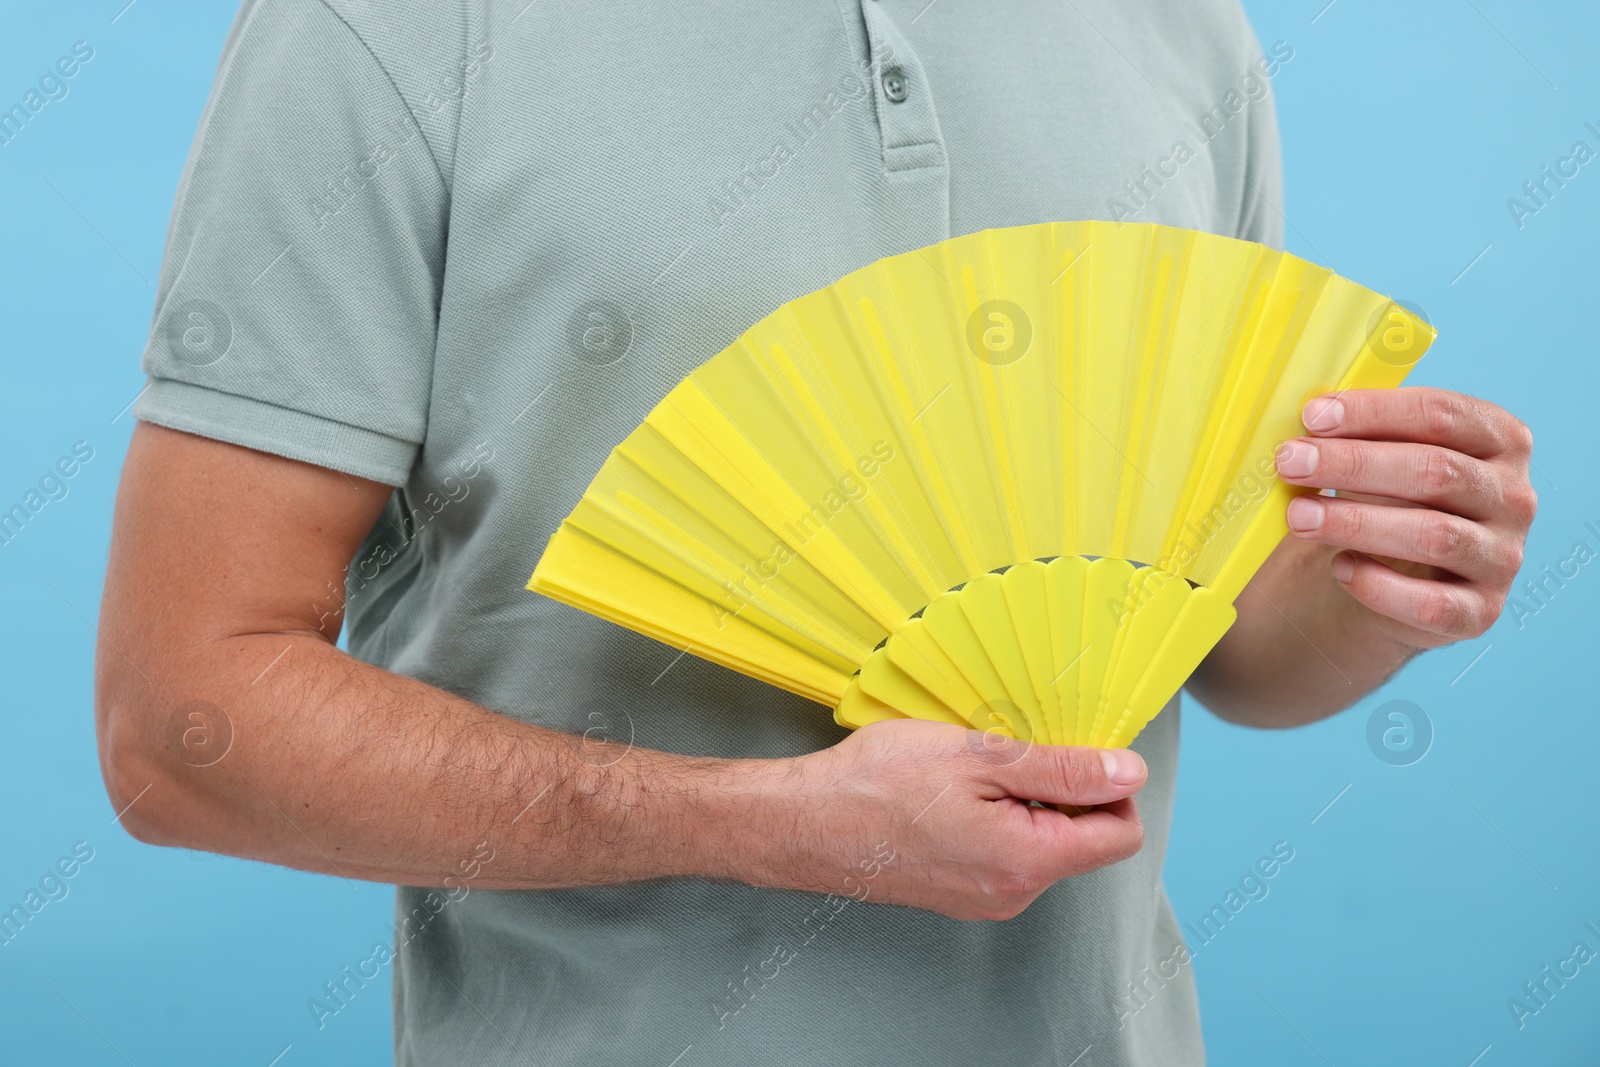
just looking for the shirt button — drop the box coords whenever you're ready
[882,69,908,103]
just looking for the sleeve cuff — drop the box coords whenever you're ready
[133,377,419,487]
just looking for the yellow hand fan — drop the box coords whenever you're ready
[528,221,1433,748]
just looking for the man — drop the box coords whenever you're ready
[95,1,1534,1063]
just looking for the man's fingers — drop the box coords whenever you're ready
[1286,497,1518,580]
[985,742,1147,806]
[1300,387,1533,461]
[822,723,1150,920]
[1275,438,1503,519]
[1056,799,1145,876]
[1331,551,1499,641]
[1038,797,1146,875]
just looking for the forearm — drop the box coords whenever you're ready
[94,425,1167,923]
[96,631,789,891]
[1186,534,1417,727]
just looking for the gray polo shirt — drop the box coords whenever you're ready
[136,1,1285,1062]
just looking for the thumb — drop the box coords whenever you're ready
[986,743,1147,807]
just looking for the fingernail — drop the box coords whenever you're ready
[1286,495,1325,532]
[1275,441,1319,479]
[1330,553,1355,583]
[1101,749,1145,785]
[1303,397,1345,433]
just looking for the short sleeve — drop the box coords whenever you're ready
[1236,30,1285,251]
[135,0,448,486]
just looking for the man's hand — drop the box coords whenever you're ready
[1189,387,1535,726]
[1275,387,1536,648]
[757,720,1146,922]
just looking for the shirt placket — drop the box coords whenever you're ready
[856,0,951,244]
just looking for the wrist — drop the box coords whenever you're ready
[691,752,823,891]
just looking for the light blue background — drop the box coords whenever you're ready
[1,2,1594,1064]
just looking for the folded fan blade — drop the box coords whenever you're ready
[530,222,1433,747]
